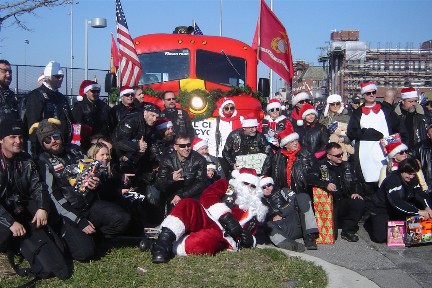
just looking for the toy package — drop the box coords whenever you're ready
[63,159,103,195]
[387,221,405,247]
[405,215,432,246]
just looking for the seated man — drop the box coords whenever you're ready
[33,119,131,261]
[371,158,432,243]
[155,134,207,213]
[260,176,318,251]
[308,142,365,242]
[150,168,268,263]
[0,117,69,279]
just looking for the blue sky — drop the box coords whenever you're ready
[1,0,431,85]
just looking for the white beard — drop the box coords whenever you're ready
[229,178,268,222]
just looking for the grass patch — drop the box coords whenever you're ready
[1,246,327,288]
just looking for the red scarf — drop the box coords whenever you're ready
[220,114,242,130]
[280,145,301,188]
[362,103,381,115]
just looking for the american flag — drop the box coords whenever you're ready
[115,0,142,87]
[193,22,203,35]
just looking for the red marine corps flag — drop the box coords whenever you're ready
[110,33,120,73]
[115,0,142,86]
[252,0,294,85]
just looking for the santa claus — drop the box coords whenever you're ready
[150,168,268,263]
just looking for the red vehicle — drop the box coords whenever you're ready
[108,27,269,136]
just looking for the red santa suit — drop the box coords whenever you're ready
[159,168,268,256]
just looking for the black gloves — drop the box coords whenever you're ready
[219,213,243,239]
[240,231,254,248]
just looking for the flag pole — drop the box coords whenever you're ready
[219,0,223,36]
[269,0,273,99]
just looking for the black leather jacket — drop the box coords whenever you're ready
[222,128,272,172]
[0,152,50,229]
[297,122,329,154]
[24,84,74,144]
[417,139,432,190]
[109,103,140,134]
[72,97,111,137]
[307,159,363,201]
[38,144,94,227]
[160,108,195,139]
[264,148,314,194]
[0,85,19,123]
[155,150,207,201]
[261,187,294,219]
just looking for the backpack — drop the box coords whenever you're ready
[7,225,71,280]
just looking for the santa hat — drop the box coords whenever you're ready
[298,103,318,126]
[120,86,134,97]
[259,176,274,188]
[44,61,63,77]
[266,99,284,112]
[324,94,344,117]
[383,133,408,159]
[401,87,418,99]
[154,118,173,131]
[278,127,299,147]
[218,97,237,117]
[79,80,101,96]
[37,72,45,83]
[360,82,377,95]
[241,114,258,128]
[231,167,259,187]
[291,92,309,106]
[207,162,217,170]
[192,137,208,151]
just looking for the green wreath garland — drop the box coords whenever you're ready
[177,89,215,121]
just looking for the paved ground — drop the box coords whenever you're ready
[302,226,432,288]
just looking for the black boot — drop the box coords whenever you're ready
[151,227,176,263]
[139,236,155,252]
[303,233,318,250]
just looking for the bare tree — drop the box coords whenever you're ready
[0,0,68,30]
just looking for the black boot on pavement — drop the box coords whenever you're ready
[341,231,359,242]
[278,240,305,252]
[151,227,176,263]
[304,233,318,250]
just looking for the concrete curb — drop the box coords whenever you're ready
[257,245,379,288]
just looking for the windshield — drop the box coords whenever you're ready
[138,49,190,85]
[196,50,246,87]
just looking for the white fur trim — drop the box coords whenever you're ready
[236,174,259,187]
[207,202,231,220]
[297,119,304,126]
[264,115,286,122]
[301,108,318,119]
[193,139,208,151]
[388,144,408,158]
[361,83,377,95]
[401,91,418,99]
[173,235,188,256]
[280,132,299,147]
[266,101,282,111]
[207,163,217,170]
[327,94,342,104]
[37,74,45,82]
[161,215,185,240]
[83,83,101,94]
[156,120,173,130]
[259,176,274,188]
[120,88,134,97]
[242,118,258,127]
[77,96,84,102]
[218,100,237,117]
[292,92,309,106]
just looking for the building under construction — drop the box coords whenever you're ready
[321,30,432,101]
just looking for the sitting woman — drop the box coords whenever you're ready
[260,176,318,252]
[371,158,432,243]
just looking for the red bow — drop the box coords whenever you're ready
[362,104,381,115]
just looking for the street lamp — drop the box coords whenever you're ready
[85,18,107,80]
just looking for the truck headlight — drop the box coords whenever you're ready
[189,94,208,114]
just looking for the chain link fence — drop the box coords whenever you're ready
[9,64,110,107]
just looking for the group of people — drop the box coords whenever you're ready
[1,58,432,277]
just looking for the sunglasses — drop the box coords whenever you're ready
[175,143,191,148]
[242,182,257,189]
[329,153,343,158]
[123,93,134,97]
[224,106,235,111]
[298,100,309,104]
[269,108,280,112]
[398,150,408,155]
[261,183,273,189]
[164,98,176,101]
[330,102,341,106]
[90,89,100,93]
[364,91,377,96]
[43,133,61,144]
[53,75,64,79]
